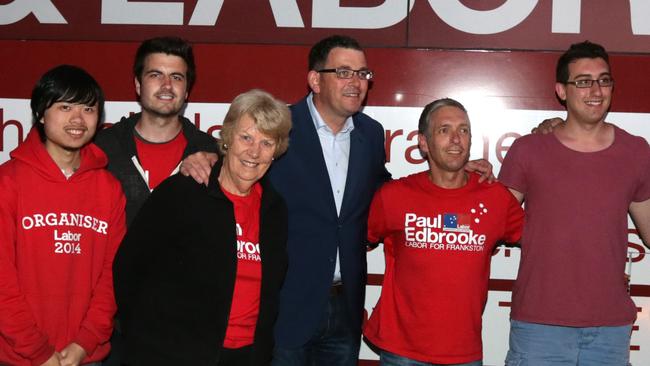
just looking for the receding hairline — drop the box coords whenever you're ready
[429,105,470,127]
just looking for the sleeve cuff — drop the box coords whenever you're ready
[74,328,100,358]
[30,344,56,366]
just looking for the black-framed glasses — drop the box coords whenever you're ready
[317,68,374,80]
[565,77,614,88]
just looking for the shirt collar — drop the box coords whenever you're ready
[307,93,355,134]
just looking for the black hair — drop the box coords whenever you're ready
[556,41,610,83]
[308,35,363,71]
[30,65,105,142]
[133,36,196,91]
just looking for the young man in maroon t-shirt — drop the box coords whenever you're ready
[500,41,650,365]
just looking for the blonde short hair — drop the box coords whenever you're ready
[219,89,292,158]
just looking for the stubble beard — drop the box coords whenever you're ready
[141,102,184,119]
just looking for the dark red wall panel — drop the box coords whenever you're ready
[1,40,650,113]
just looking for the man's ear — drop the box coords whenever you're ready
[135,77,141,97]
[417,133,429,155]
[307,70,321,94]
[555,82,567,102]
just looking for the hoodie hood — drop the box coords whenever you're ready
[10,128,108,182]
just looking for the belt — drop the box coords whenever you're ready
[330,283,344,296]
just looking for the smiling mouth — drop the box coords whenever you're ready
[446,148,464,155]
[241,160,259,168]
[156,93,175,100]
[585,99,603,106]
[65,128,87,137]
[343,89,361,98]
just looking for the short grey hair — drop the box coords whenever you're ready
[418,98,467,137]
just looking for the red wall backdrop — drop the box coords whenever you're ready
[2,39,650,113]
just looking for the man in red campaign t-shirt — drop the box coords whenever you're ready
[364,98,523,365]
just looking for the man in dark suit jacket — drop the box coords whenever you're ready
[267,35,391,366]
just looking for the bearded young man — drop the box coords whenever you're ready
[95,36,216,226]
[95,37,217,366]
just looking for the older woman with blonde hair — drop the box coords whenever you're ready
[113,89,291,366]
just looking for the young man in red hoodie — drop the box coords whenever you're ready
[0,65,126,366]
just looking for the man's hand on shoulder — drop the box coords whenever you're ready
[179,152,218,186]
[464,159,495,183]
[531,117,564,134]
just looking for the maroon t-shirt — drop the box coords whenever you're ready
[499,126,650,327]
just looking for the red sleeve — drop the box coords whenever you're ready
[367,187,387,244]
[502,186,525,244]
[368,186,397,259]
[0,167,56,366]
[73,181,126,356]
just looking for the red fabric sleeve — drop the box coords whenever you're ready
[368,186,397,259]
[502,186,525,244]
[367,187,387,245]
[0,169,55,366]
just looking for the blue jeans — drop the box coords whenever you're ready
[505,319,632,366]
[380,351,482,366]
[272,287,360,366]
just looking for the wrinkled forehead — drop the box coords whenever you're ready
[430,106,471,128]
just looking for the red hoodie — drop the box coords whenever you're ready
[0,129,126,366]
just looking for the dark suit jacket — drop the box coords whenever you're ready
[269,96,390,347]
[113,160,288,366]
